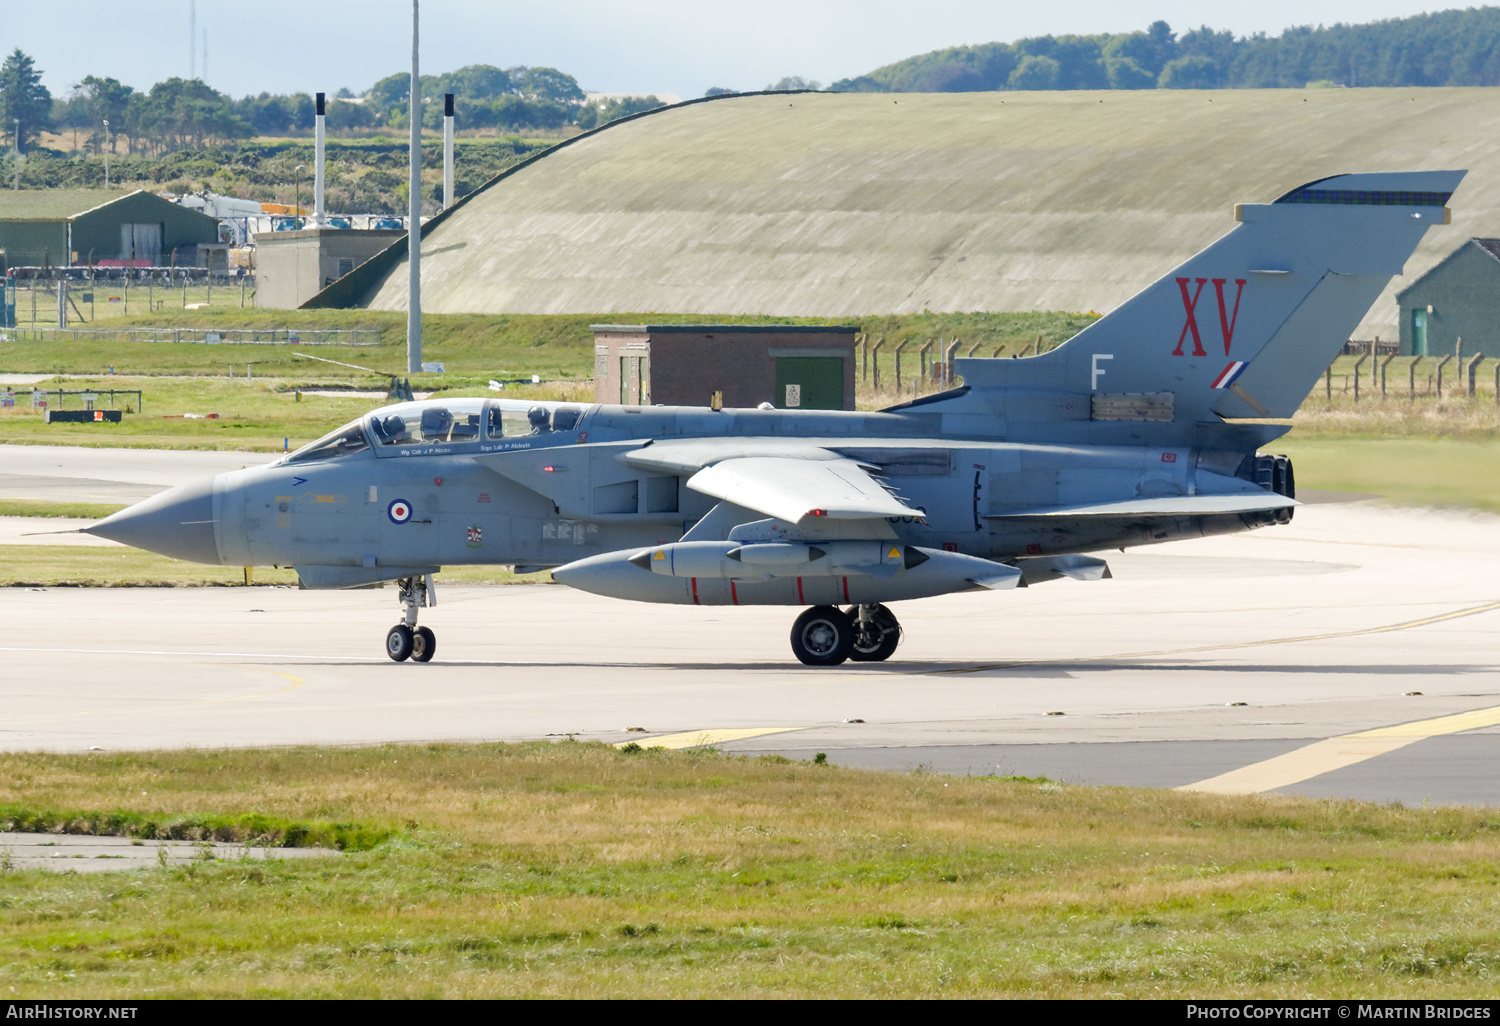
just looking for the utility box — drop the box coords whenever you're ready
[253,228,407,309]
[591,324,858,410]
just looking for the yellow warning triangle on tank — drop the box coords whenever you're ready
[653,550,666,560]
[888,547,901,559]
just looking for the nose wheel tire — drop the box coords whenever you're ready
[412,626,437,663]
[790,605,855,666]
[847,604,901,662]
[386,624,414,662]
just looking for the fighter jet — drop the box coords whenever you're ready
[87,171,1462,665]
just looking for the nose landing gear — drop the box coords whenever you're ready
[789,603,902,666]
[386,574,438,663]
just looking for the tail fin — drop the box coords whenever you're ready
[952,171,1464,443]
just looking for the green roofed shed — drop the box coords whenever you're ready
[0,189,220,269]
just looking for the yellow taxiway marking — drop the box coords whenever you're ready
[614,727,801,750]
[1179,703,1500,795]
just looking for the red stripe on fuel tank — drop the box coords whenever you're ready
[730,580,739,605]
[842,576,850,603]
[691,577,699,605]
[796,577,804,604]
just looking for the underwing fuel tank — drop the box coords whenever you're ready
[626,540,928,579]
[554,545,1021,606]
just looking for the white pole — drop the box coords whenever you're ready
[102,120,110,191]
[443,93,454,211]
[312,92,326,227]
[407,0,422,374]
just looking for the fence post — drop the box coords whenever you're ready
[1409,356,1422,400]
[894,339,910,391]
[870,337,884,390]
[945,338,960,387]
[1326,363,1332,401]
[56,278,66,329]
[1353,354,1367,401]
[859,334,868,383]
[966,340,982,358]
[1435,354,1453,398]
[1379,354,1396,399]
[992,344,1007,358]
[919,339,933,387]
[1467,354,1486,397]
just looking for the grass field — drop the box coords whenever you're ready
[0,741,1497,998]
[0,545,547,587]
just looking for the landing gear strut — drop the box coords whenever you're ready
[790,603,902,666]
[848,603,901,662]
[386,574,437,663]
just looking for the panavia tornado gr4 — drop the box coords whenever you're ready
[88,171,1462,665]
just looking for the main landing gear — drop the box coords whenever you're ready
[789,604,902,666]
[386,574,437,663]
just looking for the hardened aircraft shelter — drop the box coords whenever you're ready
[315,88,1500,339]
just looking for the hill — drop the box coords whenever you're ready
[842,9,1500,92]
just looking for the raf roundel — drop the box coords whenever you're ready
[387,499,413,524]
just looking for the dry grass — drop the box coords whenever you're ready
[0,741,1497,997]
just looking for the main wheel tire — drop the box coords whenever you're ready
[848,605,901,662]
[386,624,414,662]
[790,605,854,666]
[412,626,436,663]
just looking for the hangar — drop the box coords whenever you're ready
[0,189,220,270]
[312,88,1500,339]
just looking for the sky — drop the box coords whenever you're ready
[2,1,1480,101]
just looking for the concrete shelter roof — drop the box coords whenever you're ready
[354,88,1500,338]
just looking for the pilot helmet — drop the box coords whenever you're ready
[527,405,550,432]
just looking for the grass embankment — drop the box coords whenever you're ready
[0,309,1095,449]
[0,741,1497,997]
[0,546,547,587]
[2,308,1096,380]
[1276,436,1500,513]
[0,499,127,519]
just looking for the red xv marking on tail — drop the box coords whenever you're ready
[1212,278,1247,355]
[1173,278,1208,357]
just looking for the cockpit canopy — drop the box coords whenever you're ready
[282,398,589,464]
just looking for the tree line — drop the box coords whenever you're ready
[0,51,668,156]
[837,8,1500,92]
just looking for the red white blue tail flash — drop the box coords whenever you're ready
[1211,361,1249,390]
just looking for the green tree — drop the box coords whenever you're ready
[73,76,134,153]
[435,64,514,101]
[326,98,374,134]
[1106,56,1157,89]
[1008,55,1061,90]
[142,78,249,150]
[0,49,54,151]
[1158,55,1219,89]
[509,66,585,103]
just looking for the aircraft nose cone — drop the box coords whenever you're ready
[86,474,222,564]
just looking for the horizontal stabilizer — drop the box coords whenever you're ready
[986,493,1296,520]
[1015,554,1112,585]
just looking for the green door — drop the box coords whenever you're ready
[774,357,844,410]
[1412,309,1428,356]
